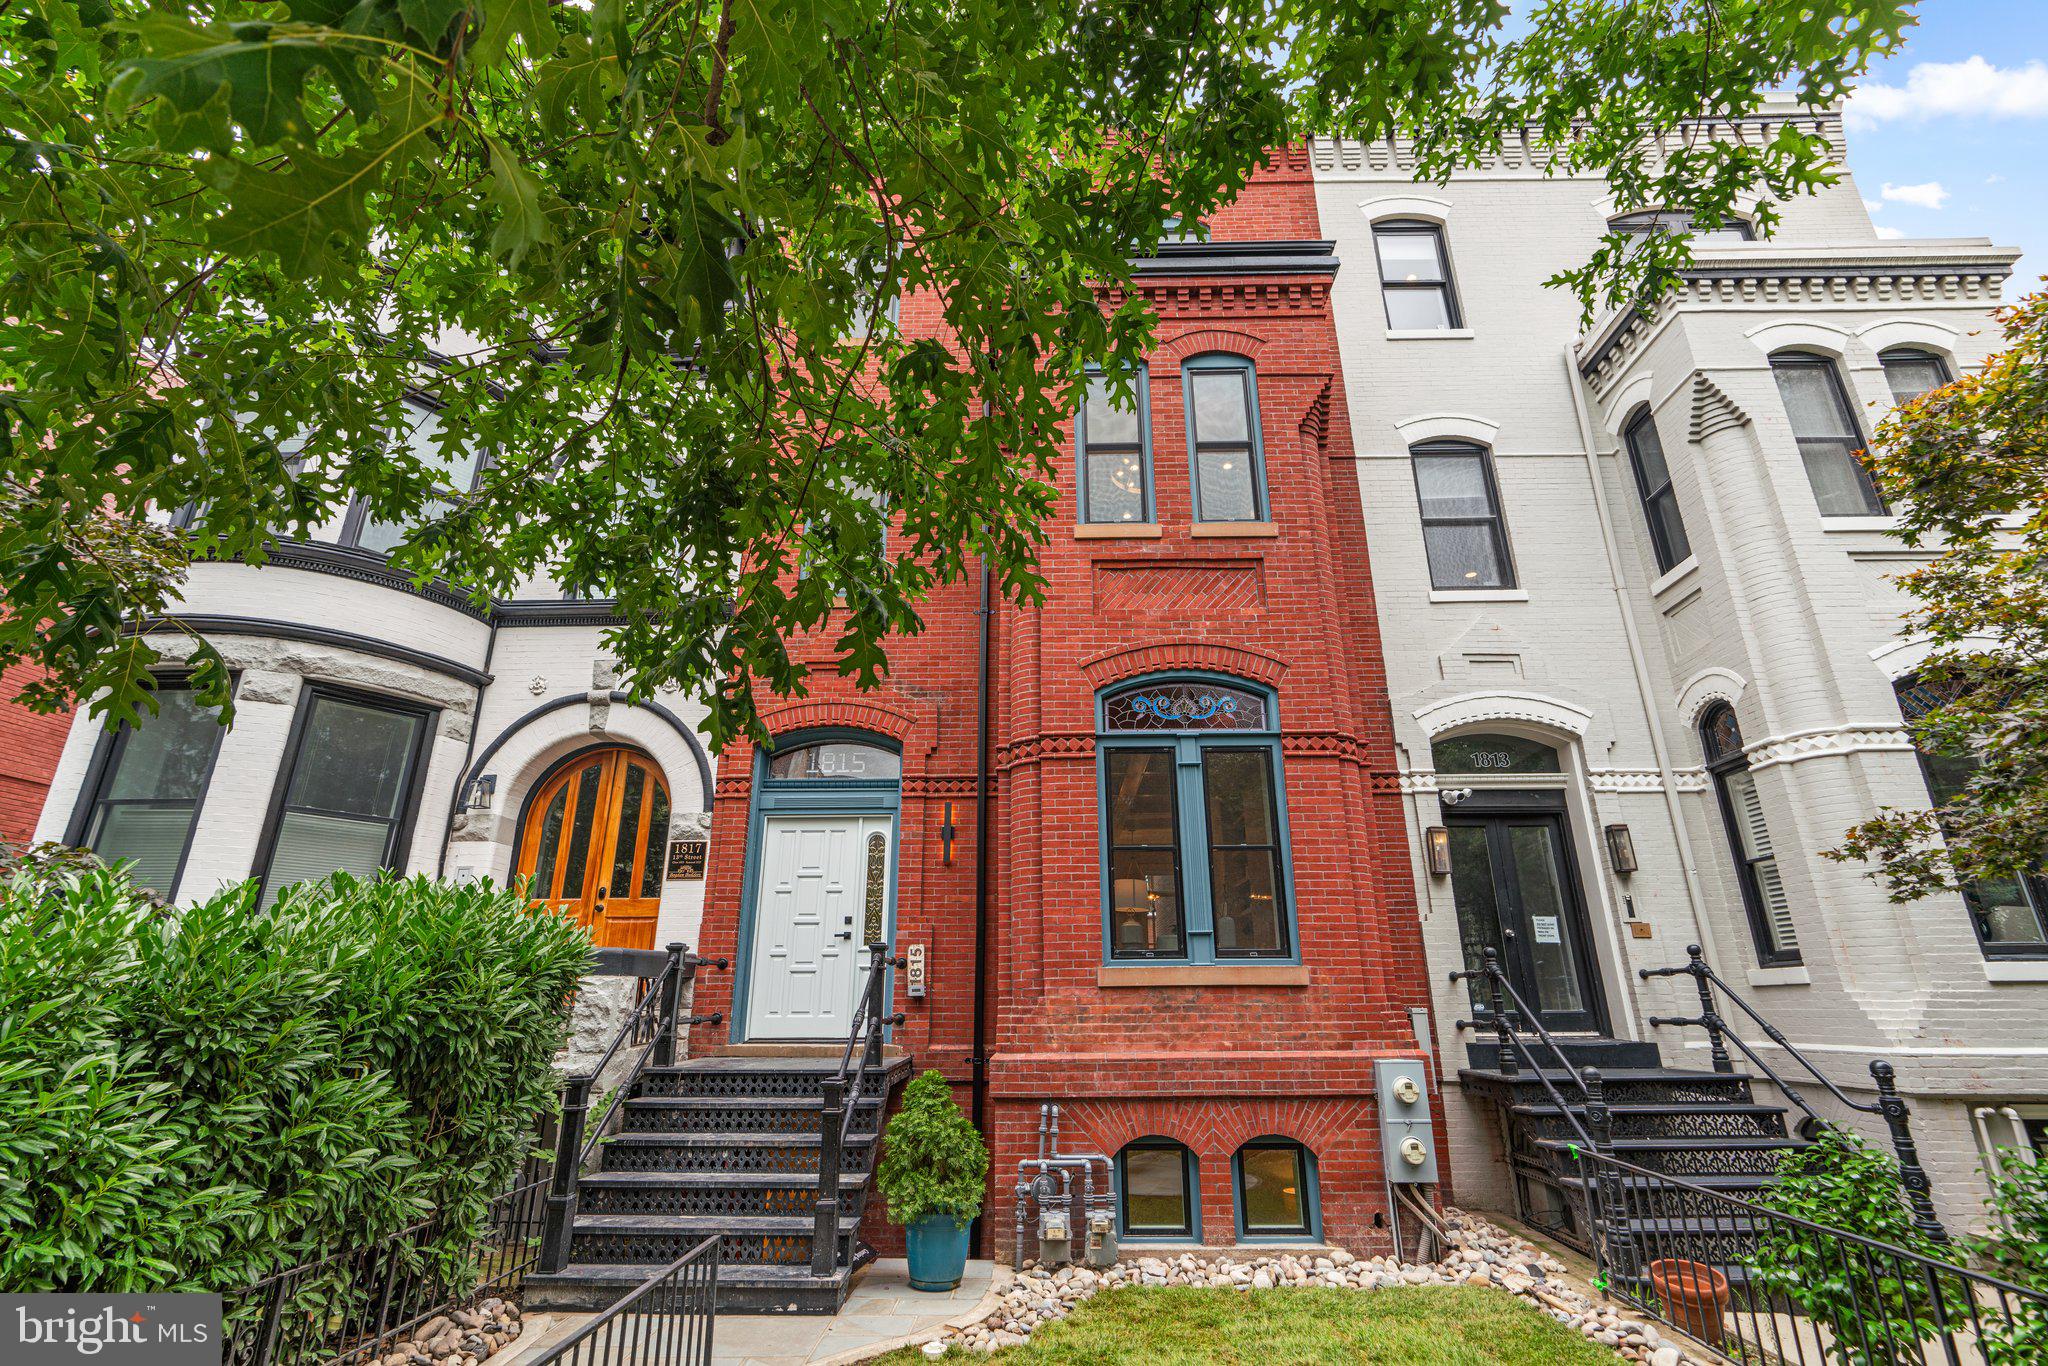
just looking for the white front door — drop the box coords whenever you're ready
[745,814,892,1040]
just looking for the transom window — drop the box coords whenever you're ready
[1608,210,1755,244]
[1372,221,1462,330]
[1235,1138,1317,1239]
[342,403,487,554]
[1623,409,1692,574]
[1700,703,1801,965]
[1099,678,1294,964]
[1410,442,1515,590]
[1432,733,1561,775]
[1896,676,2048,959]
[1880,348,1952,406]
[1119,1139,1197,1239]
[766,740,902,782]
[1769,353,1885,517]
[1183,356,1267,522]
[1077,369,1152,525]
[69,680,231,899]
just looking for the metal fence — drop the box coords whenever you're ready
[1576,1148,2048,1365]
[526,1238,720,1366]
[224,1152,551,1366]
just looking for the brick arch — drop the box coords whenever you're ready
[1079,641,1289,691]
[1158,327,1268,364]
[1202,1098,1374,1158]
[1043,1101,1207,1160]
[754,694,937,762]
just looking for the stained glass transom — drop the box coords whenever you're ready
[1701,704,1745,765]
[1104,682,1268,732]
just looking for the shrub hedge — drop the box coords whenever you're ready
[0,860,590,1293]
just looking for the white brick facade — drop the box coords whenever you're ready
[1313,100,2038,1230]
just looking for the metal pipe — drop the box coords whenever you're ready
[970,555,994,1145]
[2002,1108,2037,1166]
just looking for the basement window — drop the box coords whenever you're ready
[1235,1137,1318,1240]
[1119,1139,1198,1240]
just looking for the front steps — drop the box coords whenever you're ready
[525,1054,912,1314]
[1460,1038,1808,1256]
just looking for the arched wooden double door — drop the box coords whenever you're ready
[517,747,670,949]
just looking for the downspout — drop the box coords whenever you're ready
[1559,347,1726,985]
[970,554,994,1135]
[438,610,501,878]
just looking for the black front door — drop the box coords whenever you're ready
[1444,794,1606,1036]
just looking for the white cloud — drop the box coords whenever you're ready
[1881,181,1949,210]
[1875,226,1906,240]
[1848,57,2048,127]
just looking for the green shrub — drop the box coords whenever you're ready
[1971,1152,2048,1363]
[0,860,589,1293]
[1751,1125,1961,1366]
[876,1070,988,1229]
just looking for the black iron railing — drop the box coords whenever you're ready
[1451,938,1599,1150]
[526,1236,720,1366]
[1642,943,1945,1241]
[815,942,904,1275]
[541,942,726,1275]
[224,1150,550,1366]
[1576,1147,2048,1365]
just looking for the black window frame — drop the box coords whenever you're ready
[63,674,235,901]
[1076,365,1154,526]
[338,394,491,554]
[1117,1138,1198,1240]
[1895,674,2048,960]
[253,681,439,905]
[1879,348,1954,407]
[1700,702,1802,967]
[1372,220,1463,331]
[1607,210,1755,243]
[1410,440,1517,591]
[1232,1137,1318,1240]
[1622,407,1693,575]
[1768,352,1887,517]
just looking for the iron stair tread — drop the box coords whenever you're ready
[1509,1101,1787,1117]
[527,1262,852,1288]
[578,1171,869,1189]
[1558,1171,1776,1192]
[1536,1136,1808,1153]
[601,1130,879,1147]
[1461,1067,1759,1085]
[643,1056,915,1077]
[572,1212,861,1235]
[623,1095,878,1109]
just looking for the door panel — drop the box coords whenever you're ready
[517,749,670,949]
[747,815,890,1040]
[1446,811,1603,1035]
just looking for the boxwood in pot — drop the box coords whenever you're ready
[876,1070,988,1291]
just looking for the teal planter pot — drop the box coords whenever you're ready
[905,1214,971,1291]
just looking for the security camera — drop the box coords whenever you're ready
[1440,787,1474,806]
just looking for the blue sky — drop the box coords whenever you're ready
[1845,1,2048,290]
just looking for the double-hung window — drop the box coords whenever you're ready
[1372,221,1461,330]
[67,681,230,898]
[1701,703,1801,965]
[1411,442,1515,590]
[1896,675,2048,958]
[1183,356,1267,522]
[1099,678,1293,963]
[342,403,486,555]
[1077,369,1152,525]
[1880,348,1952,406]
[1769,354,1885,517]
[257,686,436,907]
[1622,409,1692,574]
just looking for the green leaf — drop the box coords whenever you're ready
[485,139,554,267]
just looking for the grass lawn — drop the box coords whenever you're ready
[868,1285,1618,1365]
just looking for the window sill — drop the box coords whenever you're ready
[1097,964,1310,988]
[1428,588,1529,603]
[1075,523,1163,540]
[1649,556,1701,598]
[1386,328,1475,341]
[1745,965,1811,988]
[1983,960,2048,983]
[1820,516,1904,534]
[1190,521,1279,538]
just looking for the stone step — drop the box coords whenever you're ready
[524,1259,865,1315]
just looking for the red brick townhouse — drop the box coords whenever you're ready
[0,664,68,847]
[685,148,1438,1259]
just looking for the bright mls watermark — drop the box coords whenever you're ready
[3,1295,221,1366]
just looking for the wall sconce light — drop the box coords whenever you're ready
[940,801,957,866]
[1425,826,1453,877]
[463,773,497,812]
[1605,823,1638,875]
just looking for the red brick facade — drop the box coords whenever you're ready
[689,149,1436,1257]
[0,664,70,847]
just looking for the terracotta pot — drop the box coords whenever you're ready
[1648,1258,1731,1345]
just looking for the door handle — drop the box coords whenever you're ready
[835,931,853,941]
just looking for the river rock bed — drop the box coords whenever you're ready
[919,1209,1700,1364]
[371,1298,524,1366]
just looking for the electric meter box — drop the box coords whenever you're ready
[1374,1058,1438,1184]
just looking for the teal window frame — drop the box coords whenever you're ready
[1181,354,1270,523]
[1095,674,1298,965]
[1117,1138,1201,1242]
[1077,365,1155,525]
[1231,1137,1321,1242]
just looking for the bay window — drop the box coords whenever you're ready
[67,681,230,898]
